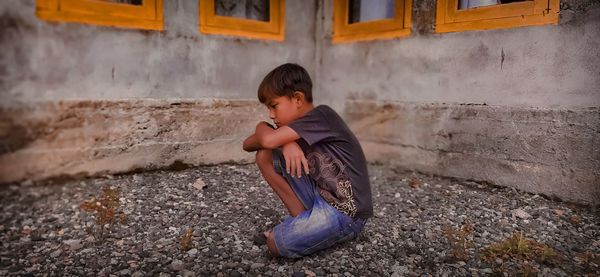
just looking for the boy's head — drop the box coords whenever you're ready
[258,63,314,127]
[258,63,313,104]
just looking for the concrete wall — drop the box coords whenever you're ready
[0,0,316,182]
[317,0,600,111]
[0,0,316,105]
[0,0,598,204]
[316,0,600,204]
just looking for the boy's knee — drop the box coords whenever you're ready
[255,149,272,168]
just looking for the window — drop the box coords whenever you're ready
[333,0,412,43]
[199,0,285,41]
[436,0,559,33]
[35,0,164,30]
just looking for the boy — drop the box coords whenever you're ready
[243,63,373,258]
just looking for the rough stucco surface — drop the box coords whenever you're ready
[346,101,600,204]
[317,1,600,112]
[0,0,311,182]
[0,0,599,204]
[316,0,600,204]
[0,99,266,183]
[0,0,316,106]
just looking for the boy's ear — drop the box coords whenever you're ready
[292,91,305,106]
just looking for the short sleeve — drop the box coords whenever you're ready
[287,106,337,146]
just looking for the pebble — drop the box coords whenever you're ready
[171,260,184,271]
[50,249,62,258]
[512,208,531,219]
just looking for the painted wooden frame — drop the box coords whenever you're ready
[333,0,412,43]
[35,0,164,30]
[199,0,285,41]
[436,0,559,33]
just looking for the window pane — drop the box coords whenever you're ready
[215,0,270,22]
[349,0,395,24]
[458,0,530,10]
[105,0,143,5]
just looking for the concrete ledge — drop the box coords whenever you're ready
[0,99,265,183]
[346,100,600,204]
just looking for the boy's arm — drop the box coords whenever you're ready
[243,122,309,176]
[243,121,301,152]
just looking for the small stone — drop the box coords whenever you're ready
[512,208,531,219]
[292,272,305,277]
[229,271,242,277]
[356,244,364,251]
[191,179,207,190]
[182,270,196,277]
[131,271,144,277]
[304,269,316,277]
[313,269,326,276]
[64,239,83,251]
[187,248,198,256]
[50,249,62,258]
[251,263,264,270]
[171,260,184,271]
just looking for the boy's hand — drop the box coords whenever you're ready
[282,141,309,178]
[256,121,275,131]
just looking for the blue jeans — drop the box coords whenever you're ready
[270,148,366,258]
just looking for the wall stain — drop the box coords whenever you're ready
[501,48,505,70]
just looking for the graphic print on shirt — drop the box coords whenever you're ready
[307,152,357,217]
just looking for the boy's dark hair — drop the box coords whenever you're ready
[258,63,313,103]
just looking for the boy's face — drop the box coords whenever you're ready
[266,95,302,127]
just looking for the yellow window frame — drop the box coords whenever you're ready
[35,0,164,30]
[199,0,285,41]
[333,0,412,43]
[436,0,559,33]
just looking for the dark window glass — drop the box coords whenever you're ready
[349,0,395,24]
[215,0,270,22]
[458,0,530,10]
[105,0,143,5]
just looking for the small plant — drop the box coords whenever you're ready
[408,179,419,188]
[517,262,538,277]
[481,232,562,265]
[179,230,195,251]
[492,263,505,277]
[575,251,600,273]
[80,184,126,243]
[441,223,474,261]
[571,215,582,225]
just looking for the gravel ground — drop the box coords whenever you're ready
[1,164,599,277]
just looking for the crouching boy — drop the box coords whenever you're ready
[243,63,373,258]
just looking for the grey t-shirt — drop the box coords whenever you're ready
[288,105,373,218]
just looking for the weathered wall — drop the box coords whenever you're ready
[0,0,314,182]
[1,0,598,204]
[0,99,264,183]
[0,0,316,105]
[317,1,600,111]
[317,0,600,204]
